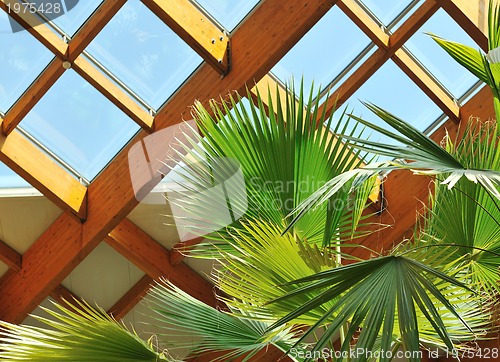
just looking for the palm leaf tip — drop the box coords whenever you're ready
[0,299,166,361]
[267,255,483,359]
[145,278,297,361]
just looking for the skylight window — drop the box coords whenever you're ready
[271,6,371,93]
[86,0,203,111]
[359,0,415,27]
[20,69,140,181]
[336,60,442,146]
[51,0,104,36]
[0,13,54,112]
[0,162,31,189]
[192,0,260,31]
[405,8,479,99]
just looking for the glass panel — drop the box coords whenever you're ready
[86,1,202,111]
[334,60,442,147]
[405,8,479,99]
[359,0,414,26]
[271,7,370,93]
[193,0,260,31]
[0,162,30,188]
[0,13,54,112]
[20,69,140,180]
[52,0,104,36]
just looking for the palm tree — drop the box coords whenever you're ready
[1,3,500,362]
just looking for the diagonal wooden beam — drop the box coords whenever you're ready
[1,0,150,134]
[435,0,490,52]
[0,213,83,323]
[350,84,494,261]
[107,274,153,319]
[331,0,458,120]
[337,0,389,48]
[320,0,440,118]
[67,0,127,62]
[2,59,66,135]
[0,0,67,57]
[392,49,461,122]
[0,0,339,324]
[105,218,218,308]
[72,56,154,131]
[0,239,21,272]
[0,123,87,220]
[141,0,229,74]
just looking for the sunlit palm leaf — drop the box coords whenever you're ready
[165,83,377,256]
[412,120,500,293]
[0,300,166,361]
[267,252,482,362]
[214,219,337,324]
[429,34,488,83]
[146,279,298,362]
[288,104,500,232]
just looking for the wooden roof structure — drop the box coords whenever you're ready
[0,0,498,360]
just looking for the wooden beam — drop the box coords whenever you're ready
[67,0,127,62]
[50,284,93,317]
[0,0,67,57]
[318,48,389,116]
[72,56,154,131]
[169,236,204,266]
[350,85,494,261]
[105,219,218,308]
[49,284,80,304]
[0,239,21,272]
[0,213,84,323]
[0,0,344,324]
[141,0,229,74]
[2,59,66,135]
[2,0,150,132]
[0,125,87,220]
[1,2,125,135]
[392,49,460,122]
[319,0,439,117]
[436,0,491,51]
[337,0,389,48]
[107,274,153,319]
[389,0,440,50]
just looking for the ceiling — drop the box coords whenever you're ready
[0,0,497,360]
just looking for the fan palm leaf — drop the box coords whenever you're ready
[0,299,167,361]
[267,249,489,362]
[164,83,377,256]
[214,219,338,324]
[145,279,299,362]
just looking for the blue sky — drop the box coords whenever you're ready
[0,0,483,188]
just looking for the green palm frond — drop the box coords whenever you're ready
[214,219,337,324]
[0,299,166,361]
[165,83,377,256]
[431,1,500,120]
[428,34,488,83]
[288,104,500,233]
[267,250,486,362]
[146,279,298,362]
[410,120,500,293]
